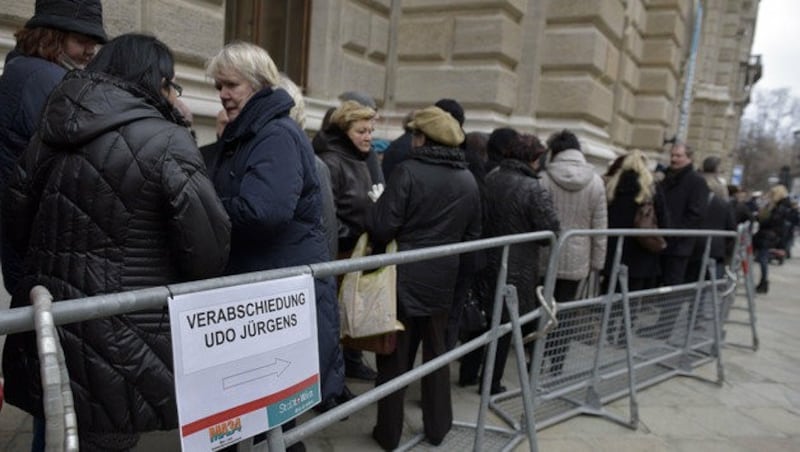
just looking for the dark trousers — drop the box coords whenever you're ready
[373,312,452,450]
[649,255,692,339]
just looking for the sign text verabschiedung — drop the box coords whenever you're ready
[168,274,320,451]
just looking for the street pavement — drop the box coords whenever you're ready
[0,251,798,451]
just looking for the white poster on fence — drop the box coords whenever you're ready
[168,274,320,451]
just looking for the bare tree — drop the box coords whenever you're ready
[737,87,800,190]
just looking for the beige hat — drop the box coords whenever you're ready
[409,106,465,147]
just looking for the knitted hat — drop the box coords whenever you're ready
[409,106,465,147]
[25,0,107,43]
[434,98,465,126]
[338,90,377,109]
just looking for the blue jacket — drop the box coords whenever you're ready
[0,53,66,293]
[206,86,344,401]
[207,87,329,272]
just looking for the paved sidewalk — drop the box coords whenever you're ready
[0,254,798,451]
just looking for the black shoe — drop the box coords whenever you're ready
[314,397,338,413]
[346,361,377,380]
[490,384,507,395]
[458,375,479,387]
[336,386,356,404]
[314,386,355,416]
[756,280,769,294]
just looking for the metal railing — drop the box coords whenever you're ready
[0,227,757,452]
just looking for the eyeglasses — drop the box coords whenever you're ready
[166,80,183,97]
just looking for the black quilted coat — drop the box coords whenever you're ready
[1,71,231,437]
[474,159,560,318]
[369,145,482,317]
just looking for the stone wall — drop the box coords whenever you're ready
[0,0,760,167]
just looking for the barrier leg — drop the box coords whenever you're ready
[503,286,539,452]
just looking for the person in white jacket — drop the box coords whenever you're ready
[539,129,607,374]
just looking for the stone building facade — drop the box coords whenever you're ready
[0,0,761,170]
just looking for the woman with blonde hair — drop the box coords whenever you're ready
[312,99,385,381]
[204,42,345,436]
[753,184,796,293]
[603,150,669,292]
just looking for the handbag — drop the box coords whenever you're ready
[339,233,404,354]
[633,199,667,253]
[458,290,487,341]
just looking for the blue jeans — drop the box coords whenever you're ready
[756,247,769,284]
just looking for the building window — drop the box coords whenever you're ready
[225,0,311,88]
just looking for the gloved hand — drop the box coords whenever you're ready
[368,183,385,203]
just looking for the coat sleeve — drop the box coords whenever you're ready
[463,183,482,242]
[163,128,231,280]
[589,176,608,271]
[528,181,560,233]
[221,126,304,236]
[367,165,410,246]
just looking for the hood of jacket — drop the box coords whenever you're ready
[545,149,596,192]
[39,70,177,149]
[222,86,294,144]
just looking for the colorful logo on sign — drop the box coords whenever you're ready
[208,417,242,445]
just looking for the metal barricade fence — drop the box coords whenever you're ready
[487,228,740,443]
[0,227,753,452]
[0,231,559,452]
[31,286,78,452]
[722,222,759,351]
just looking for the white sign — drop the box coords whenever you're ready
[168,274,320,451]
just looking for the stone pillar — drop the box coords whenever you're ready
[632,0,691,159]
[689,0,760,177]
[537,0,624,162]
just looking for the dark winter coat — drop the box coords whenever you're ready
[381,131,413,179]
[369,145,482,317]
[475,159,559,317]
[204,86,344,402]
[691,193,736,262]
[1,70,231,435]
[604,170,669,280]
[754,197,796,250]
[0,54,67,293]
[313,127,383,254]
[207,87,329,272]
[660,164,709,256]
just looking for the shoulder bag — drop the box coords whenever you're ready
[633,199,667,253]
[339,233,404,354]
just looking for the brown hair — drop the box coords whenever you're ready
[14,27,68,63]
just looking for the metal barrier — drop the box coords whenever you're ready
[31,286,78,452]
[486,228,738,442]
[0,227,753,452]
[721,223,759,350]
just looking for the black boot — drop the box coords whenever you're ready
[756,280,769,294]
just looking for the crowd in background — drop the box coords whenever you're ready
[0,1,798,451]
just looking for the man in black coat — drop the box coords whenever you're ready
[644,142,709,339]
[660,143,709,284]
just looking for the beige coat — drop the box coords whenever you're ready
[540,149,608,281]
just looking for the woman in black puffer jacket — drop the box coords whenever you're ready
[1,34,231,452]
[461,132,559,394]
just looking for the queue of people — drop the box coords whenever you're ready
[0,2,793,451]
